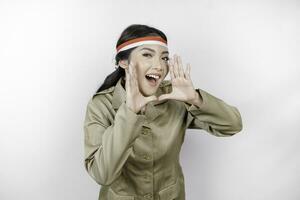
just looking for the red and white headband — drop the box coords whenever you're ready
[116,36,168,54]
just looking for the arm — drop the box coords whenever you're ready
[184,88,243,137]
[162,54,242,136]
[83,97,145,186]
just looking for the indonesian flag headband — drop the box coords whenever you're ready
[116,36,168,54]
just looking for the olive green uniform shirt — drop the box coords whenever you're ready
[83,77,243,200]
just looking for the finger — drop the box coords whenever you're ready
[185,63,191,80]
[171,59,175,80]
[132,62,138,86]
[184,63,188,78]
[177,55,185,78]
[157,93,174,101]
[130,62,139,92]
[145,95,158,104]
[169,58,175,80]
[129,63,136,89]
[128,62,133,79]
[166,59,170,76]
[128,63,132,82]
[125,67,129,91]
[174,55,180,78]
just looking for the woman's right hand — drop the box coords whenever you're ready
[124,62,158,114]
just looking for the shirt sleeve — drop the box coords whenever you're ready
[83,97,146,186]
[184,88,243,137]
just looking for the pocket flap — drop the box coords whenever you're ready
[158,178,180,200]
[108,188,135,200]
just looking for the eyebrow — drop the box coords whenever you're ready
[140,47,169,54]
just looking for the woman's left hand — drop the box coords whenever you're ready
[158,54,201,105]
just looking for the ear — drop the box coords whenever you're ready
[119,60,129,69]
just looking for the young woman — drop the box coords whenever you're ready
[83,24,243,200]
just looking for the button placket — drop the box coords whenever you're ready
[140,122,154,200]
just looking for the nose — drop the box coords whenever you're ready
[151,57,163,71]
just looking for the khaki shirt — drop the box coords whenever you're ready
[83,77,243,200]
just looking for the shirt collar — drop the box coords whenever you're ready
[111,77,126,110]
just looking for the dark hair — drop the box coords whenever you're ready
[95,24,168,93]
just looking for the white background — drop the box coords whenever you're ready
[0,0,299,199]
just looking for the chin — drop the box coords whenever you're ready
[141,87,158,97]
[139,81,159,97]
[142,91,156,97]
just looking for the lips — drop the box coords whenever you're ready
[145,73,161,87]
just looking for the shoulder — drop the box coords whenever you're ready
[86,86,115,112]
[92,86,115,99]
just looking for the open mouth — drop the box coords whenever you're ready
[145,74,161,87]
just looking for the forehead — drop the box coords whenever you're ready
[134,44,169,54]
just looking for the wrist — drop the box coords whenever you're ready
[187,90,203,107]
[126,103,138,114]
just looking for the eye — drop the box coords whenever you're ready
[162,57,169,61]
[142,53,152,57]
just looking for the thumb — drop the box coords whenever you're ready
[144,95,158,104]
[157,94,173,101]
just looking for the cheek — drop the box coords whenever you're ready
[135,63,148,75]
[164,64,169,77]
[134,66,146,82]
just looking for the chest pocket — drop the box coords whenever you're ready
[107,187,134,200]
[158,177,181,200]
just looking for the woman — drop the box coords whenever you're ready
[83,24,243,200]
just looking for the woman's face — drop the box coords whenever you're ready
[121,44,170,97]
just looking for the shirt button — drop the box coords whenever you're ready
[142,130,148,135]
[143,154,151,160]
[141,130,148,135]
[143,193,153,199]
[142,127,151,135]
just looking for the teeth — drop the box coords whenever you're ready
[146,74,160,80]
